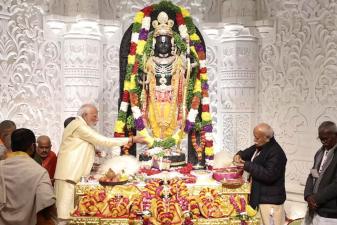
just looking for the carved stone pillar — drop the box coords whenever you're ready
[59,0,102,124]
[220,39,257,153]
[219,0,258,153]
[63,37,101,118]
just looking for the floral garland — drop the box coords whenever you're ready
[114,1,214,166]
[170,179,188,197]
[129,197,141,219]
[157,197,175,224]
[229,194,248,225]
[191,128,205,160]
[107,197,130,217]
[189,197,200,219]
[199,188,221,209]
[122,129,134,154]
[81,196,100,213]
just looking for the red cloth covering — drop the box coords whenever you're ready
[42,151,57,186]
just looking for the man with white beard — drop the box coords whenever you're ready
[55,104,148,225]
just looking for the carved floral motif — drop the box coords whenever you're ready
[0,2,61,150]
[258,0,334,182]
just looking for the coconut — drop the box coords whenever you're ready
[106,168,116,179]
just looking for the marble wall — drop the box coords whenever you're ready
[1,0,335,219]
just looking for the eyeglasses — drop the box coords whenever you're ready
[316,134,334,143]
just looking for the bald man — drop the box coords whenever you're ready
[34,135,57,186]
[234,123,287,225]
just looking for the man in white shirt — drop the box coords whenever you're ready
[55,104,148,224]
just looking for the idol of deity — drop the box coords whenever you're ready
[140,12,187,140]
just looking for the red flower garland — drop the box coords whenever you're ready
[229,194,248,225]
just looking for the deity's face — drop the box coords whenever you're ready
[155,35,172,55]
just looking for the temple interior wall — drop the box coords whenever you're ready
[1,0,335,219]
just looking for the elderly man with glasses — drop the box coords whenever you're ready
[302,121,337,225]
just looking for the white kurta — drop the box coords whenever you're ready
[54,116,129,219]
[0,155,57,225]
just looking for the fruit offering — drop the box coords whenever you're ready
[100,169,128,183]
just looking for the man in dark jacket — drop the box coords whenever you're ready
[234,123,287,225]
[302,121,337,225]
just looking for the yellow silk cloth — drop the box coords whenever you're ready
[147,56,185,139]
[195,196,233,219]
[149,102,178,138]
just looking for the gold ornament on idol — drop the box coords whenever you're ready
[152,12,174,38]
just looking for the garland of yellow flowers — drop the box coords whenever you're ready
[107,197,130,217]
[157,197,175,224]
[81,196,99,213]
[130,197,141,219]
[189,197,200,218]
[199,188,221,209]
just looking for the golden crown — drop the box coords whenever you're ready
[152,12,174,37]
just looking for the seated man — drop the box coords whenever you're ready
[0,120,16,157]
[34,135,57,186]
[302,121,337,225]
[234,123,287,225]
[0,128,57,225]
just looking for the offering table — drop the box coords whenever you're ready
[69,181,260,225]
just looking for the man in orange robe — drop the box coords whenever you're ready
[34,135,57,186]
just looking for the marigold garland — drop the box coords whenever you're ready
[157,197,175,224]
[107,197,130,217]
[199,188,221,210]
[191,128,205,160]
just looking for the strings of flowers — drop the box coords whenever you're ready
[157,198,175,224]
[189,197,200,219]
[199,188,221,209]
[113,1,214,166]
[107,197,130,217]
[191,128,205,160]
[229,194,248,225]
[129,197,141,219]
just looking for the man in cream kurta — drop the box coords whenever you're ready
[55,104,148,224]
[0,128,57,225]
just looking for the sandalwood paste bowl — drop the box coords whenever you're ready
[212,167,244,181]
